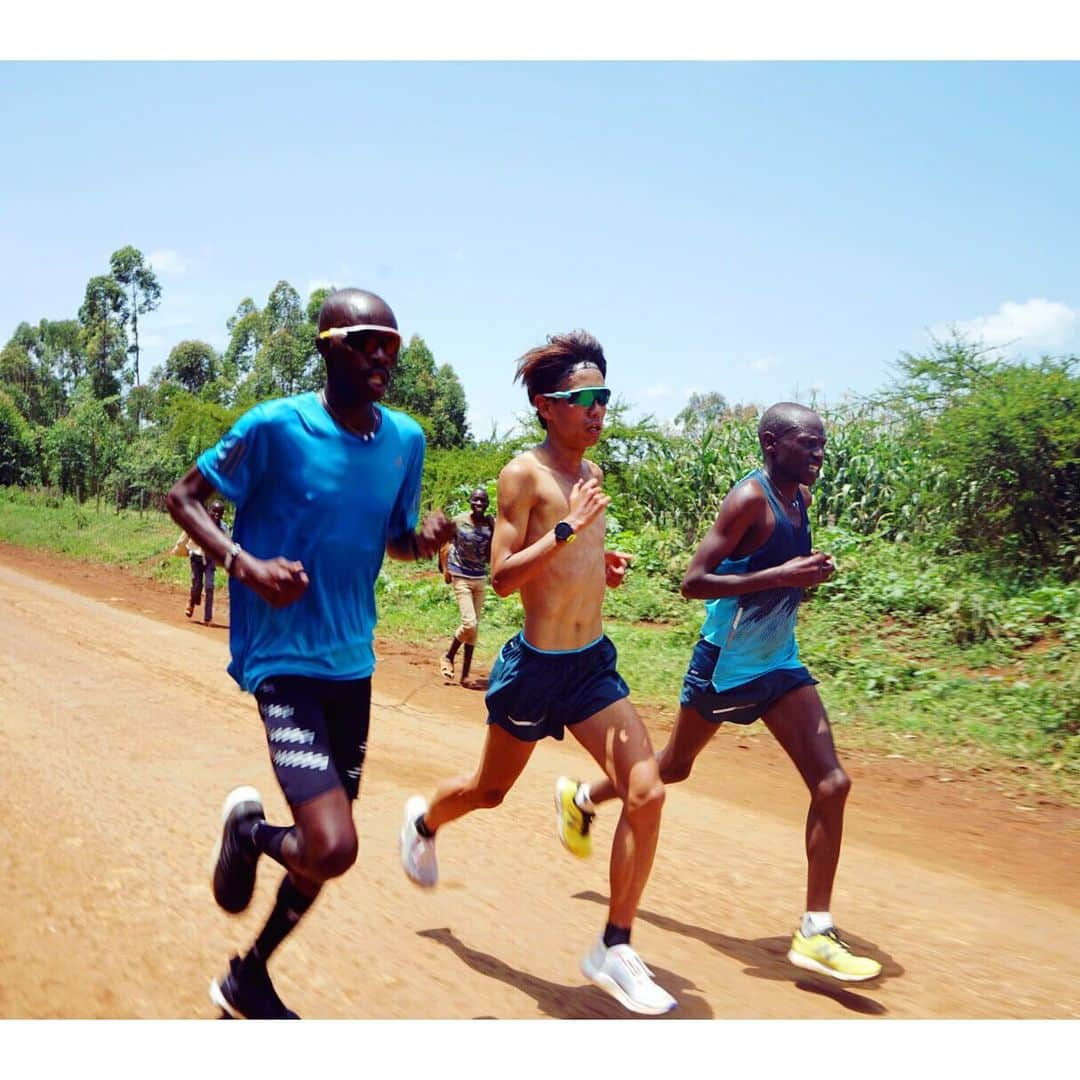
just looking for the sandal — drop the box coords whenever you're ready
[440,657,454,680]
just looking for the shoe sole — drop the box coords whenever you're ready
[209,977,244,1019]
[554,780,591,859]
[787,948,882,982]
[581,957,676,1016]
[399,798,437,888]
[209,786,263,912]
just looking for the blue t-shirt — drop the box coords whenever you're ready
[196,392,425,692]
[699,469,810,690]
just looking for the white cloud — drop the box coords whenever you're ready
[747,355,780,373]
[945,298,1079,350]
[147,249,187,276]
[643,383,673,399]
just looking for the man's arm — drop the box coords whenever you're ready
[681,482,833,600]
[489,461,608,598]
[165,466,309,609]
[386,511,456,562]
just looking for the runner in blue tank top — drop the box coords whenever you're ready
[564,403,882,983]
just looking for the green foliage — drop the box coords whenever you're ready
[157,390,240,464]
[878,339,1080,577]
[78,274,128,401]
[0,388,39,486]
[385,336,470,448]
[608,418,760,540]
[41,388,126,502]
[165,339,219,395]
[421,442,514,514]
[110,246,162,388]
[105,431,185,511]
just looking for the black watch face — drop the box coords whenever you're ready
[555,521,574,542]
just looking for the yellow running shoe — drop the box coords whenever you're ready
[554,776,594,858]
[787,927,882,982]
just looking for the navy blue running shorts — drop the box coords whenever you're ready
[254,675,371,806]
[485,633,630,743]
[679,638,818,726]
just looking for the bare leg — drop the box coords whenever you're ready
[422,723,536,832]
[588,704,717,806]
[461,644,475,682]
[763,684,850,912]
[257,786,359,897]
[569,699,664,928]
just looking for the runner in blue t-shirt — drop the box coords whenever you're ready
[562,402,883,984]
[166,288,455,1019]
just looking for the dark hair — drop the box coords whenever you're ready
[515,330,607,429]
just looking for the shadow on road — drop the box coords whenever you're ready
[417,926,714,1019]
[572,890,900,1017]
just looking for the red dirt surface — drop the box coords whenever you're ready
[1,541,1076,1020]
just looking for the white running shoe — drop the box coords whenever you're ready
[399,795,438,887]
[581,937,677,1015]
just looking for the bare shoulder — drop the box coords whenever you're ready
[585,458,604,483]
[499,449,541,486]
[497,450,541,505]
[800,483,814,509]
[723,473,768,515]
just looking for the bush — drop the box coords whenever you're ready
[0,388,39,486]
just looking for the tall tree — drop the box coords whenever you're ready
[78,275,127,403]
[223,298,264,386]
[109,246,162,387]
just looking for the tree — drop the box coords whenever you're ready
[35,319,84,408]
[223,298,263,385]
[110,246,162,387]
[228,283,323,406]
[165,339,219,395]
[0,322,68,425]
[881,337,1080,576]
[0,388,38,486]
[78,275,127,403]
[674,391,729,440]
[385,335,470,448]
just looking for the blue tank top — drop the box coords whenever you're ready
[698,468,810,690]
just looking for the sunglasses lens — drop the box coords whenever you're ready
[573,388,610,407]
[345,330,399,359]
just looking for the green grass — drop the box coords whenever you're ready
[2,487,1076,804]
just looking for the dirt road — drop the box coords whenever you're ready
[1,543,1076,1020]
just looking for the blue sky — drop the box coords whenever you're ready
[2,58,1079,437]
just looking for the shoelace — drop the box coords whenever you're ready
[820,928,852,954]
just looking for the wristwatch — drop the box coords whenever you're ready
[553,521,576,544]
[223,541,243,575]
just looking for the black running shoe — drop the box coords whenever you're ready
[211,785,264,913]
[210,955,300,1019]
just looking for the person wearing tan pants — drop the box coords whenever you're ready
[441,488,494,684]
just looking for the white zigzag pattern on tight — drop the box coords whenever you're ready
[262,703,295,721]
[272,749,329,771]
[268,726,314,745]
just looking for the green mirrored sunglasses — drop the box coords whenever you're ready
[540,386,611,408]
